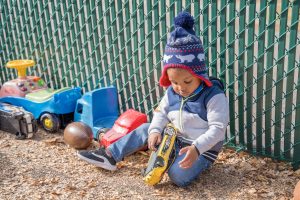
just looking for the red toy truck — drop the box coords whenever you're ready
[100,109,147,148]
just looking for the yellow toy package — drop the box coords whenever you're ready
[143,124,178,185]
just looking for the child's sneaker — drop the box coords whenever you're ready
[77,148,117,171]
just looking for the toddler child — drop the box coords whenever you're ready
[77,11,229,187]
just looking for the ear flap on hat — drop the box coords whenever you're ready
[159,68,171,87]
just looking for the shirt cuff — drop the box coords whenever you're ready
[148,128,162,135]
[192,144,200,156]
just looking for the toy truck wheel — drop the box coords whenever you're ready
[96,128,110,142]
[15,132,26,140]
[40,113,60,132]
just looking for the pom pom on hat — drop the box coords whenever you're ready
[174,11,195,31]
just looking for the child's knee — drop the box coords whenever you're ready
[167,166,194,187]
[168,171,192,187]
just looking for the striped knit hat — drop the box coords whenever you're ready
[159,11,212,87]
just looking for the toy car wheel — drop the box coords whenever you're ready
[15,132,26,140]
[96,128,110,142]
[40,113,60,132]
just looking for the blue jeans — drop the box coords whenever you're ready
[108,123,213,187]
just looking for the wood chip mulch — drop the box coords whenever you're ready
[0,129,299,200]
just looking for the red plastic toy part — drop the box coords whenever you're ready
[100,109,147,148]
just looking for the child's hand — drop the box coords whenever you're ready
[148,132,162,151]
[178,145,199,169]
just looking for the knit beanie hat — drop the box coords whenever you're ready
[159,11,212,87]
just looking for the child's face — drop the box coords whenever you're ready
[167,68,201,97]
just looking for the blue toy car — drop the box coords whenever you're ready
[0,87,82,132]
[0,60,82,132]
[74,86,119,140]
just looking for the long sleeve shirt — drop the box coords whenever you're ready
[148,80,229,158]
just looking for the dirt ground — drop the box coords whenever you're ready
[0,128,299,200]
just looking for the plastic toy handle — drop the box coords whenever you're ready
[6,60,35,78]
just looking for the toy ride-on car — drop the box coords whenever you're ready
[0,60,81,132]
[72,86,147,147]
[73,86,119,140]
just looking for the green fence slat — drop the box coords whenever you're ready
[73,1,83,86]
[285,0,299,161]
[87,0,98,89]
[131,1,143,111]
[152,0,161,113]
[137,0,151,117]
[79,1,89,89]
[84,1,95,90]
[38,0,51,85]
[274,0,289,158]
[91,0,100,88]
[202,0,209,61]
[291,0,300,168]
[106,1,122,90]
[193,0,200,33]
[63,0,73,87]
[169,0,175,27]
[97,3,109,87]
[68,1,79,86]
[124,1,134,108]
[245,1,256,152]
[108,0,121,91]
[105,0,116,87]
[209,1,217,77]
[0,0,9,82]
[228,1,236,146]
[114,0,124,109]
[47,1,60,88]
[237,0,246,147]
[175,0,182,14]
[157,0,167,100]
[294,66,300,169]
[115,0,128,111]
[264,0,277,155]
[145,0,154,114]
[219,0,226,80]
[255,0,267,154]
[185,0,191,13]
